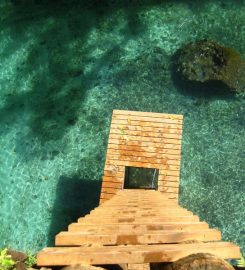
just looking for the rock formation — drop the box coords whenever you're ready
[175,39,245,93]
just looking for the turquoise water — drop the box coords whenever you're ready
[0,0,244,255]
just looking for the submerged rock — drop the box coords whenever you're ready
[175,39,245,93]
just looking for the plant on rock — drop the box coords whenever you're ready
[0,248,16,270]
[24,253,36,269]
[236,254,245,267]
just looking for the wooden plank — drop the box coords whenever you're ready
[106,155,180,166]
[103,170,124,177]
[105,159,180,171]
[102,196,178,202]
[97,198,180,203]
[55,229,221,246]
[89,209,192,216]
[109,134,181,145]
[108,139,181,149]
[107,144,181,155]
[157,186,179,193]
[158,170,180,176]
[78,216,200,223]
[163,193,178,199]
[91,205,188,212]
[100,187,122,194]
[104,164,125,172]
[102,176,124,183]
[112,114,182,124]
[106,148,181,160]
[158,183,179,190]
[110,128,182,140]
[100,193,115,200]
[112,110,183,120]
[68,222,210,232]
[110,123,182,134]
[158,175,179,182]
[89,199,183,207]
[102,181,123,189]
[97,204,182,209]
[37,242,240,266]
[110,119,182,129]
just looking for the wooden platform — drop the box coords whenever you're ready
[37,110,240,268]
[101,110,183,203]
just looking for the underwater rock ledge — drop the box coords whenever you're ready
[175,39,245,93]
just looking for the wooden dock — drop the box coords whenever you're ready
[37,110,240,268]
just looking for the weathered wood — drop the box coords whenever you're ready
[37,242,240,266]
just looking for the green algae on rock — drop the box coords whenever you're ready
[175,39,245,93]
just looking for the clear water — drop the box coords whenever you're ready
[0,0,244,255]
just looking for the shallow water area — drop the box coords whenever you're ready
[0,0,244,255]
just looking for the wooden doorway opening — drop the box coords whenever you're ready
[124,166,159,190]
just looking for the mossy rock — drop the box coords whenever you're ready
[175,39,245,93]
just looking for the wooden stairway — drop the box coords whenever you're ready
[37,189,240,266]
[37,110,240,267]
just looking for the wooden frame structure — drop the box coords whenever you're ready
[100,110,182,203]
[37,110,240,268]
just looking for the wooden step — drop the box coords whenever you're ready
[55,229,221,246]
[78,216,200,223]
[90,208,188,213]
[68,222,210,232]
[89,209,192,216]
[37,242,240,266]
[112,109,183,120]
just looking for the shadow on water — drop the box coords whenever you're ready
[47,175,101,246]
[1,0,242,145]
[0,0,153,144]
[0,0,243,148]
